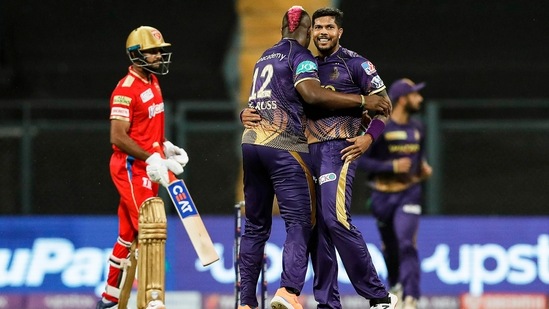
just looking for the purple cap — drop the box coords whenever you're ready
[388,78,426,102]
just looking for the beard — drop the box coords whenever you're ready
[316,44,333,53]
[405,102,420,114]
[314,37,337,54]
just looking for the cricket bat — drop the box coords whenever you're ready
[152,142,220,266]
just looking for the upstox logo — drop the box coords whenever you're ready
[296,60,317,74]
[422,234,549,295]
[168,181,198,218]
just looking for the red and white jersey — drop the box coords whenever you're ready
[110,66,165,154]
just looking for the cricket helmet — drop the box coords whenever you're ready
[126,26,172,75]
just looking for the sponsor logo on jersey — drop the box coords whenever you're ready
[257,52,287,63]
[385,131,408,140]
[403,204,422,215]
[370,75,385,89]
[148,102,164,119]
[113,95,131,106]
[140,88,154,103]
[361,61,377,75]
[110,107,129,118]
[318,172,337,185]
[388,143,420,154]
[296,60,317,74]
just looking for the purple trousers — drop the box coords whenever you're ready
[239,143,314,307]
[309,140,388,309]
[370,184,422,299]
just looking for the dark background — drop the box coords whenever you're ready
[0,0,236,100]
[2,1,548,100]
[340,1,549,100]
[1,1,548,215]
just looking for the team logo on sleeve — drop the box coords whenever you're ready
[361,61,377,75]
[296,60,318,74]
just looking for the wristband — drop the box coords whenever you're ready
[365,118,385,141]
[360,94,365,108]
[392,159,399,173]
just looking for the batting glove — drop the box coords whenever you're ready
[163,141,189,169]
[145,163,169,187]
[145,153,184,186]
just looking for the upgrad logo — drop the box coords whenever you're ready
[1,235,548,294]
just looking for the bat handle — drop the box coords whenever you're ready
[152,141,178,183]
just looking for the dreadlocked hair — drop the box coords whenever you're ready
[286,5,304,33]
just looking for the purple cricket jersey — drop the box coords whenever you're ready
[242,38,320,153]
[359,117,426,189]
[358,118,427,300]
[308,47,390,306]
[305,47,386,144]
[238,38,319,307]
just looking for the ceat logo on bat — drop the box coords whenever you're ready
[168,181,198,218]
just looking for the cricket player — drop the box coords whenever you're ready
[97,26,189,309]
[306,7,398,309]
[359,78,432,309]
[238,6,390,309]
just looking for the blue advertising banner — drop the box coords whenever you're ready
[0,216,548,297]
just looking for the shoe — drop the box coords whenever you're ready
[402,296,417,309]
[146,300,166,309]
[370,292,398,309]
[270,287,303,309]
[389,283,403,309]
[96,300,118,309]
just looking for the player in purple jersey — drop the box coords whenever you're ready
[238,6,390,309]
[358,78,433,309]
[306,7,397,309]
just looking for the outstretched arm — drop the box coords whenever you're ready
[296,79,391,113]
[362,89,392,118]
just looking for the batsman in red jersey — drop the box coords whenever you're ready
[97,26,189,309]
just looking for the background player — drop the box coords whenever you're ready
[306,7,397,309]
[238,6,390,309]
[97,26,189,309]
[358,78,432,309]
